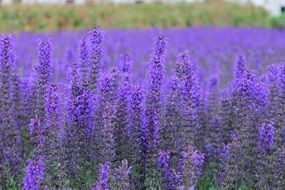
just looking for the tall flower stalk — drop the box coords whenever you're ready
[146,34,166,165]
[92,162,111,190]
[64,60,90,188]
[45,84,65,188]
[23,157,45,190]
[34,39,52,123]
[0,36,22,182]
[89,26,103,91]
[176,52,201,150]
[114,159,131,190]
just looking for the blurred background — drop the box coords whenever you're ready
[0,0,284,32]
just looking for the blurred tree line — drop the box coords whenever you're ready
[0,0,284,32]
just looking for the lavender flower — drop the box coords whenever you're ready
[255,119,275,190]
[89,26,103,91]
[192,150,204,179]
[277,65,285,145]
[92,161,111,190]
[99,101,117,163]
[120,54,132,77]
[205,118,223,165]
[234,55,247,81]
[115,74,131,162]
[271,146,285,189]
[94,71,118,165]
[157,151,180,190]
[34,39,52,123]
[231,70,264,186]
[160,78,183,153]
[79,37,89,89]
[258,120,275,152]
[232,70,256,126]
[129,84,149,188]
[45,84,65,187]
[219,138,242,189]
[0,136,4,188]
[219,144,232,163]
[0,36,22,180]
[176,51,195,81]
[176,52,201,149]
[11,67,22,131]
[267,65,280,119]
[64,63,90,187]
[178,146,204,189]
[29,117,45,162]
[45,84,61,131]
[206,74,220,121]
[146,34,166,164]
[220,95,234,144]
[114,159,131,190]
[23,157,45,190]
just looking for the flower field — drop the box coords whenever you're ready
[0,27,285,189]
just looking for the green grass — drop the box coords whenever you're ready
[0,0,281,32]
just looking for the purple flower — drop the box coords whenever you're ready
[219,144,232,162]
[64,64,90,186]
[161,78,183,152]
[45,84,64,187]
[129,84,149,187]
[259,119,275,152]
[146,34,166,158]
[267,65,280,119]
[92,161,111,190]
[178,146,204,189]
[129,84,145,157]
[206,74,220,120]
[0,36,22,180]
[157,151,180,190]
[34,39,52,123]
[176,51,194,81]
[176,52,201,149]
[99,101,116,163]
[233,70,256,102]
[232,70,258,138]
[120,53,132,77]
[268,64,279,83]
[89,26,103,91]
[192,150,205,178]
[23,157,45,190]
[10,67,22,132]
[220,95,234,143]
[29,117,45,159]
[272,146,285,189]
[234,55,247,81]
[114,159,131,190]
[115,74,131,162]
[218,138,243,189]
[98,70,119,104]
[277,65,285,144]
[45,84,61,130]
[79,37,89,89]
[205,118,222,161]
[95,71,118,164]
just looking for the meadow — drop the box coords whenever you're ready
[0,27,285,189]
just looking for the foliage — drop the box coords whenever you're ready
[0,1,273,32]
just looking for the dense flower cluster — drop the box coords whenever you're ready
[0,28,285,189]
[23,158,45,190]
